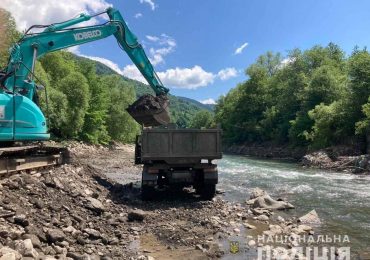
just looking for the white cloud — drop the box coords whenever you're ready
[158,66,215,89]
[139,0,156,11]
[147,34,176,65]
[122,64,147,83]
[280,57,295,67]
[0,0,112,31]
[217,67,238,81]
[67,46,81,55]
[200,98,216,105]
[134,13,143,19]
[234,42,249,55]
[146,35,159,42]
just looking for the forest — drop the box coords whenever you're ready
[0,8,209,144]
[215,44,370,150]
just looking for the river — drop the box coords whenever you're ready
[218,154,370,255]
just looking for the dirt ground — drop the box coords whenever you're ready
[0,142,320,259]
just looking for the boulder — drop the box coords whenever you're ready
[251,208,271,216]
[127,209,147,222]
[252,195,295,210]
[256,215,269,221]
[0,247,22,260]
[83,228,101,239]
[249,188,267,199]
[46,229,65,243]
[14,239,38,258]
[14,214,29,227]
[22,234,42,249]
[85,197,105,213]
[244,223,256,229]
[298,210,321,225]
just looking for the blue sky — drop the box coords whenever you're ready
[2,0,369,104]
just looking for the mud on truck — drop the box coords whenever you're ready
[135,125,222,200]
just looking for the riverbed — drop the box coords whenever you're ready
[218,154,370,255]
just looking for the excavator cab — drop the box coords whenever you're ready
[127,94,170,126]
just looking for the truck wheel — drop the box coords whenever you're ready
[141,185,155,201]
[201,184,216,200]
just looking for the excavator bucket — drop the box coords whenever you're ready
[127,94,170,126]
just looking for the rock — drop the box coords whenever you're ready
[85,197,105,213]
[251,208,271,216]
[14,239,38,258]
[147,257,155,260]
[22,234,41,249]
[127,209,146,222]
[0,209,15,218]
[298,210,321,225]
[46,229,65,243]
[257,215,269,221]
[84,228,101,239]
[0,247,22,260]
[252,195,294,210]
[293,224,313,234]
[14,214,29,227]
[263,225,283,236]
[277,216,285,223]
[244,223,256,229]
[248,240,256,247]
[62,225,77,234]
[195,244,203,251]
[249,188,267,199]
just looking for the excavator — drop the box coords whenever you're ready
[0,7,171,174]
[0,6,170,143]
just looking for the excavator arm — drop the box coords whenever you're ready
[0,7,170,141]
[4,7,169,98]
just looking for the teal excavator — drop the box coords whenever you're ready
[0,7,170,142]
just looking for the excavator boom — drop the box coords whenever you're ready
[0,7,170,141]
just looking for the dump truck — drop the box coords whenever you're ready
[135,125,222,200]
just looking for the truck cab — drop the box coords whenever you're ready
[135,124,222,200]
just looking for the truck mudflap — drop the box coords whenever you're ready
[142,165,157,186]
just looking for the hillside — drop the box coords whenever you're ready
[92,58,211,127]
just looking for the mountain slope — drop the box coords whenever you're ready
[92,58,212,127]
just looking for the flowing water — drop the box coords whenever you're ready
[218,154,370,255]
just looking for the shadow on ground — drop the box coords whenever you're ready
[93,174,207,211]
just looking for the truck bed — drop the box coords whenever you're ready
[138,128,222,164]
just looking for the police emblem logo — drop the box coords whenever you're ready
[229,241,240,254]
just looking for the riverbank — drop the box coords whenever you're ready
[226,143,370,174]
[0,142,330,259]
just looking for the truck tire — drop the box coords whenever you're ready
[201,184,216,200]
[141,185,155,201]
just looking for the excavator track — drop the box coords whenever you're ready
[0,145,68,177]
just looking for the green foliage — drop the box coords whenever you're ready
[216,43,370,151]
[103,75,139,142]
[78,59,110,144]
[190,110,214,129]
[57,72,90,138]
[0,8,20,68]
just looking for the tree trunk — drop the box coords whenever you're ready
[367,132,370,154]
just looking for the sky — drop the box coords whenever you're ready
[1,0,369,104]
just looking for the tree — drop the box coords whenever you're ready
[57,72,90,138]
[0,8,20,68]
[190,110,214,129]
[78,59,110,144]
[104,75,139,142]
